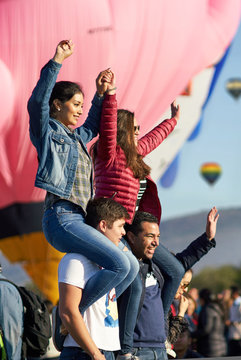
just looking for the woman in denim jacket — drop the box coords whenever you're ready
[28,40,139,313]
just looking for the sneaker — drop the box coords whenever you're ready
[116,353,140,360]
[52,305,66,352]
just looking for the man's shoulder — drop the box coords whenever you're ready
[61,252,100,266]
[0,275,23,306]
[58,253,100,287]
[59,253,99,274]
[0,275,18,292]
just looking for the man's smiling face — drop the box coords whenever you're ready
[129,221,160,260]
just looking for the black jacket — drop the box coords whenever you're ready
[175,233,216,271]
[193,302,227,357]
[137,259,164,318]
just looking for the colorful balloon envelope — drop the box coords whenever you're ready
[0,0,240,303]
[200,162,222,185]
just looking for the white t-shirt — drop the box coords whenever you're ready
[58,253,120,351]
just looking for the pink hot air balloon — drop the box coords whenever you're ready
[0,0,240,300]
[0,60,15,133]
[0,0,240,208]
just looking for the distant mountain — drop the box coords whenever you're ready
[0,207,240,284]
[160,207,241,274]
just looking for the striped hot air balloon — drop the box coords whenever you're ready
[200,162,222,185]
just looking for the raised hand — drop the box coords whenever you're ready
[105,71,116,95]
[171,100,180,121]
[178,294,189,317]
[95,69,113,96]
[53,40,74,64]
[206,206,219,240]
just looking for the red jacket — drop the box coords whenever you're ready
[94,94,177,224]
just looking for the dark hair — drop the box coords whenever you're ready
[180,326,191,336]
[91,109,151,179]
[85,197,130,229]
[230,286,240,295]
[126,211,158,235]
[49,81,84,117]
[199,288,212,304]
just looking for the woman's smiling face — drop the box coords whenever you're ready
[56,92,84,127]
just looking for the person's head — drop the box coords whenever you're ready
[222,288,231,302]
[185,293,197,316]
[230,286,240,300]
[85,197,130,246]
[199,288,212,305]
[173,328,192,357]
[188,287,199,302]
[49,81,84,127]
[175,269,193,299]
[126,212,159,260]
[90,109,150,179]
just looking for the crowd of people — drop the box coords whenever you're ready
[171,285,241,358]
[1,39,241,360]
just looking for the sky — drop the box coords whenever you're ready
[158,21,241,221]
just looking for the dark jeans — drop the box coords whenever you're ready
[60,347,115,360]
[133,347,168,360]
[118,242,184,354]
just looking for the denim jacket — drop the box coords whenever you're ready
[28,59,103,198]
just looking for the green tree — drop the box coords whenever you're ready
[191,265,241,293]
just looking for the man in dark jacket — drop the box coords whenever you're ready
[125,212,168,360]
[120,207,219,360]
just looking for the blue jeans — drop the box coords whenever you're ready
[153,244,184,319]
[118,243,184,354]
[133,347,167,360]
[60,347,115,360]
[42,200,139,312]
[116,239,139,298]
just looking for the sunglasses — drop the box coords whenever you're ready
[180,282,190,289]
[134,125,140,132]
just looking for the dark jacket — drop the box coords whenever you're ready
[194,301,227,357]
[28,60,103,198]
[137,260,164,318]
[176,233,216,271]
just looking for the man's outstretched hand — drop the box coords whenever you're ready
[206,206,219,240]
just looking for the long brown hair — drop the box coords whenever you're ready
[91,109,151,179]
